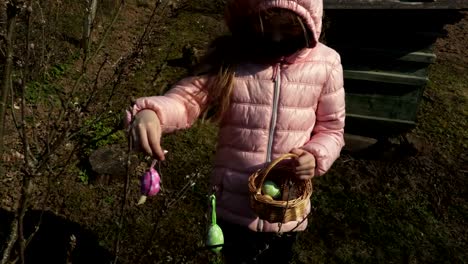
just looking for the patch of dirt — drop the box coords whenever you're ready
[434,11,468,69]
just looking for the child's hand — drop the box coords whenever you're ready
[130,109,166,161]
[290,148,315,180]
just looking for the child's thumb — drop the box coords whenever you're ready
[290,148,305,157]
[153,146,166,161]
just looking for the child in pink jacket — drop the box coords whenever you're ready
[128,0,345,262]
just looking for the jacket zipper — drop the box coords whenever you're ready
[266,62,281,163]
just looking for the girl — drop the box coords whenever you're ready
[127,0,345,263]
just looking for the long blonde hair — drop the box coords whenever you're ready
[196,8,311,123]
[205,64,236,123]
[194,36,237,123]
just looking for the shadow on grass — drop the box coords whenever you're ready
[0,208,112,264]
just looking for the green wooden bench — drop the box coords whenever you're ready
[323,1,467,139]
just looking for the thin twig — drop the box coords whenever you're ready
[35,1,46,77]
[29,104,41,159]
[25,139,82,248]
[107,0,170,100]
[97,0,173,109]
[0,221,18,264]
[10,80,37,165]
[44,96,55,156]
[25,163,57,247]
[0,2,19,263]
[35,75,122,175]
[83,55,109,111]
[0,1,18,168]
[10,83,24,141]
[136,173,201,263]
[17,178,32,264]
[47,0,126,146]
[104,62,128,108]
[82,0,98,62]
[32,116,72,174]
[87,0,125,65]
[134,0,163,52]
[18,3,35,263]
[17,74,36,164]
[150,42,174,94]
[112,112,134,264]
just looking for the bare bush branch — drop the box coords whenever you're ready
[0,221,18,264]
[0,2,18,169]
[83,55,109,111]
[112,124,133,264]
[83,0,98,57]
[46,0,126,151]
[17,2,35,263]
[135,171,203,263]
[0,3,20,263]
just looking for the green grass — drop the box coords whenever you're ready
[80,116,126,156]
[415,62,468,158]
[25,64,68,104]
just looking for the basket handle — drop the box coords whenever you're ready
[256,153,299,194]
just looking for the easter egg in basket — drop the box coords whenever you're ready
[261,180,281,199]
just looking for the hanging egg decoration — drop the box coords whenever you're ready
[206,194,224,253]
[137,165,161,205]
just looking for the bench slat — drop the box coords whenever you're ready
[344,70,429,85]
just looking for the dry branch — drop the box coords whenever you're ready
[0,3,19,263]
[0,2,18,169]
[83,0,98,57]
[17,3,35,263]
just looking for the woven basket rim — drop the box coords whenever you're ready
[248,153,312,208]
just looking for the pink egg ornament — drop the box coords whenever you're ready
[137,167,161,205]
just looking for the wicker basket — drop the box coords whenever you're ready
[248,153,313,223]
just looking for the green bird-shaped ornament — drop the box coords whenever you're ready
[206,194,224,253]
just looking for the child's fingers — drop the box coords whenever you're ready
[295,168,313,174]
[295,168,315,180]
[146,124,165,161]
[296,163,315,172]
[295,154,315,179]
[152,142,166,161]
[138,127,153,157]
[296,155,315,169]
[290,148,305,156]
[298,175,313,181]
[130,126,140,149]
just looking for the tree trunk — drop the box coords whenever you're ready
[83,0,98,55]
[0,4,19,264]
[0,2,18,171]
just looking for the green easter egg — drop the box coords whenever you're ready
[262,180,281,199]
[206,224,224,253]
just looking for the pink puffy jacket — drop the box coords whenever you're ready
[128,0,345,232]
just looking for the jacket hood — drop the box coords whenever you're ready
[225,0,323,46]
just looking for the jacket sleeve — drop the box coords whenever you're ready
[126,75,209,134]
[301,55,346,176]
